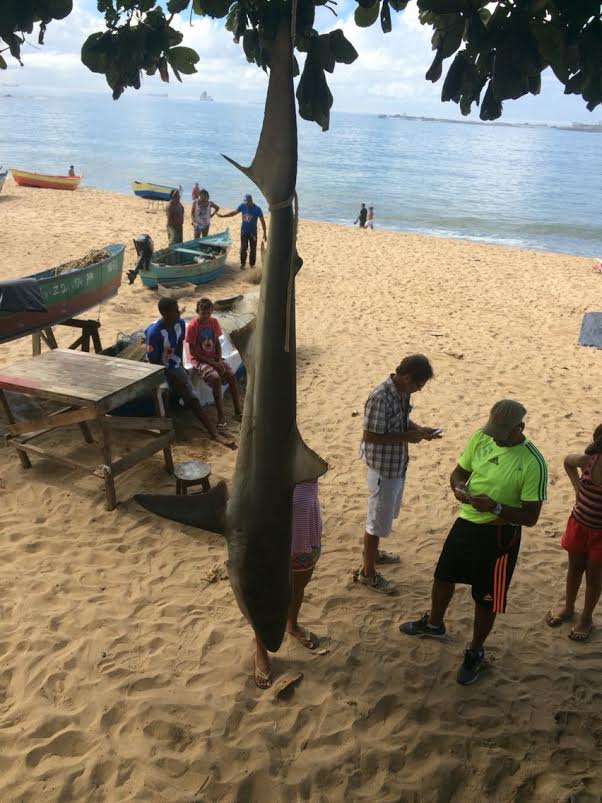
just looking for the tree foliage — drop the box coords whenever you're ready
[1,0,601,126]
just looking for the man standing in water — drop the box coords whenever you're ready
[218,194,267,269]
[357,354,441,594]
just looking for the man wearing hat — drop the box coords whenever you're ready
[399,400,548,685]
[218,193,266,270]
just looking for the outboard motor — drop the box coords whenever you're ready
[127,234,154,284]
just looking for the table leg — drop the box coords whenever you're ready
[99,420,112,465]
[32,332,42,356]
[0,390,32,469]
[102,465,117,511]
[79,422,95,444]
[154,387,174,474]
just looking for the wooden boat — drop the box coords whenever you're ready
[10,168,82,190]
[0,169,7,194]
[0,244,125,345]
[131,180,179,201]
[141,230,231,288]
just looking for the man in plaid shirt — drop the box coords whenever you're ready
[357,354,441,594]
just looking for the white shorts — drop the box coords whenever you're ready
[366,467,405,538]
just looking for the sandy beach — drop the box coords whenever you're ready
[0,176,601,802]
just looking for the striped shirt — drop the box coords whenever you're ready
[573,454,602,529]
[291,481,323,555]
[360,375,411,479]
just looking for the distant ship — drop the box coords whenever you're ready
[200,91,214,102]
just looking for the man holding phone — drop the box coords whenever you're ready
[399,399,548,685]
[356,354,442,594]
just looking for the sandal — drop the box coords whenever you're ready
[545,609,573,627]
[290,626,319,650]
[216,421,228,430]
[569,625,594,643]
[254,660,272,689]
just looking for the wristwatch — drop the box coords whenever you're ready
[493,502,503,517]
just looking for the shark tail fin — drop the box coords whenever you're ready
[134,480,228,534]
[230,318,256,367]
[294,430,329,484]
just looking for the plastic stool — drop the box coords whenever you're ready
[174,460,212,495]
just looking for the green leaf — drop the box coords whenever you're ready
[296,50,333,131]
[166,45,199,74]
[480,78,502,120]
[0,54,6,70]
[167,0,191,13]
[418,0,468,12]
[389,0,409,10]
[380,0,392,34]
[192,0,232,19]
[47,0,73,20]
[354,2,380,28]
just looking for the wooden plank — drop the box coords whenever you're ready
[104,416,173,432]
[110,431,173,477]
[8,405,97,436]
[155,386,174,474]
[7,440,96,475]
[0,390,32,468]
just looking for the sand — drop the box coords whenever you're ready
[0,177,601,802]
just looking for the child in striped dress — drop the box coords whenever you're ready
[254,480,323,689]
[546,425,602,641]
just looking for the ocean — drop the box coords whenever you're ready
[2,91,601,258]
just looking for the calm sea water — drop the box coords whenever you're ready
[1,91,601,258]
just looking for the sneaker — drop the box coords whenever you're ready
[456,647,485,685]
[376,549,400,564]
[354,569,397,595]
[399,613,446,638]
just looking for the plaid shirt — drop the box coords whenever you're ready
[360,375,411,478]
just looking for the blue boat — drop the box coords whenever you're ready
[131,180,179,201]
[140,230,232,288]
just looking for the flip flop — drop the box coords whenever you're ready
[292,627,319,650]
[216,422,228,430]
[545,609,572,627]
[569,625,594,643]
[254,660,272,689]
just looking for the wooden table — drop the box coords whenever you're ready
[0,349,174,510]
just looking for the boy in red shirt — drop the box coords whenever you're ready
[185,297,243,427]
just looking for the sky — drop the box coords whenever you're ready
[0,0,599,125]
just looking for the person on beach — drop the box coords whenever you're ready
[356,354,441,594]
[254,480,323,689]
[185,297,243,429]
[165,189,184,245]
[192,181,201,201]
[355,203,368,229]
[400,400,548,686]
[68,165,76,177]
[191,189,219,238]
[217,194,266,269]
[366,206,375,230]
[145,297,235,448]
[545,425,602,642]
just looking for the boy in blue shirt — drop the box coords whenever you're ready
[218,193,267,269]
[145,297,235,448]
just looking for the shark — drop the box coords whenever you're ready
[135,20,328,652]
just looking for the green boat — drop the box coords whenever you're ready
[140,229,231,288]
[0,244,125,344]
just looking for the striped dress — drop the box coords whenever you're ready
[291,481,323,563]
[573,454,602,529]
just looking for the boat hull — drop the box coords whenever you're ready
[141,230,231,289]
[10,169,81,190]
[0,244,125,344]
[131,181,177,201]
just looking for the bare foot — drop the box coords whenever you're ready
[213,434,237,450]
[287,624,319,650]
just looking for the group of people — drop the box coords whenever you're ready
[144,295,243,448]
[165,185,267,271]
[353,354,601,686]
[354,203,375,230]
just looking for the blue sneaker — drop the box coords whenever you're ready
[399,613,446,638]
[456,647,485,685]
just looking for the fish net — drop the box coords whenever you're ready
[54,249,112,275]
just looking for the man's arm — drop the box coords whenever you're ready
[210,201,220,217]
[259,214,267,240]
[217,208,239,218]
[145,334,162,366]
[450,464,472,502]
[469,496,543,527]
[564,452,589,496]
[363,429,425,445]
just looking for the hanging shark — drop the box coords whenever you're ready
[135,20,328,652]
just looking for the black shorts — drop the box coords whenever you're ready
[434,518,521,613]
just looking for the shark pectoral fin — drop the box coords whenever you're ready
[294,431,329,484]
[230,318,256,367]
[221,154,255,185]
[134,480,228,534]
[294,252,303,275]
